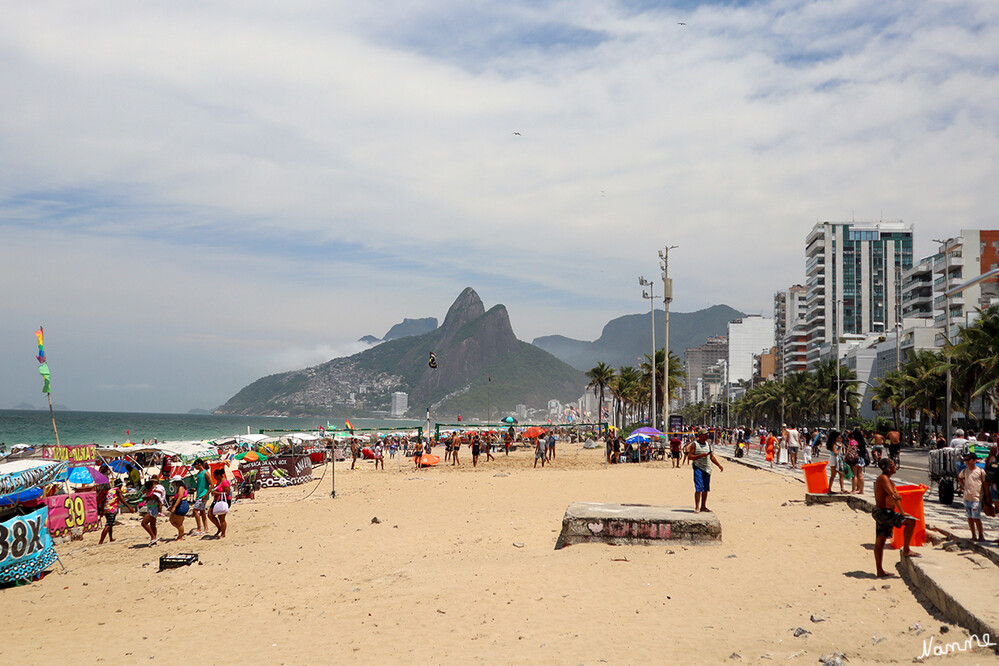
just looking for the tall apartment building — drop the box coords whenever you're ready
[728,315,775,382]
[933,230,999,337]
[901,254,937,320]
[774,284,808,378]
[684,336,728,404]
[390,391,409,418]
[804,221,914,367]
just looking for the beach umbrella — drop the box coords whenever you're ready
[501,417,518,424]
[625,433,651,444]
[630,427,664,437]
[109,459,135,473]
[68,466,102,484]
[234,451,250,460]
[523,426,546,439]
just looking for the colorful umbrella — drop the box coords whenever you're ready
[501,416,518,424]
[523,427,546,439]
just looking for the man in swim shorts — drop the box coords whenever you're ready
[872,457,918,577]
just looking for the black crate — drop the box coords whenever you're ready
[159,553,199,571]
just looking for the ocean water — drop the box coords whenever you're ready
[0,410,426,448]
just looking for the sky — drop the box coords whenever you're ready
[2,0,998,413]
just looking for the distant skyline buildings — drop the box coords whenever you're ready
[727,316,775,384]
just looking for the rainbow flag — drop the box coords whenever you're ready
[345,419,354,431]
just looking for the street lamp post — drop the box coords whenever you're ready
[659,245,677,432]
[639,276,656,430]
[932,238,953,444]
[836,298,843,432]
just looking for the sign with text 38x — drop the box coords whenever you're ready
[0,506,58,584]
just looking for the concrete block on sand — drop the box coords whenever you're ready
[554,502,721,549]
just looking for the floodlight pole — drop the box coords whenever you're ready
[660,245,677,433]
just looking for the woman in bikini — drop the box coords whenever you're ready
[210,468,231,538]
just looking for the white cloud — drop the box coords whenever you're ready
[2,0,998,411]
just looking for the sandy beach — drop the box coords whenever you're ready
[0,444,965,664]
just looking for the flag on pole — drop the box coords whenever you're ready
[38,363,51,394]
[344,419,354,431]
[35,327,50,393]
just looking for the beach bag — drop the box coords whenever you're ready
[212,500,229,516]
[844,440,860,466]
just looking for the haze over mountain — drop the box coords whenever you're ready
[532,304,745,371]
[216,289,586,418]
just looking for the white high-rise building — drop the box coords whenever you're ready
[390,392,408,418]
[804,221,914,367]
[727,315,775,383]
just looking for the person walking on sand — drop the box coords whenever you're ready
[687,429,723,512]
[484,432,495,462]
[873,457,919,577]
[210,468,231,538]
[190,459,212,536]
[412,439,423,468]
[670,434,681,468]
[98,479,133,544]
[350,440,360,470]
[471,434,481,467]
[546,431,556,462]
[374,441,385,470]
[140,479,166,546]
[534,436,547,468]
[452,433,461,466]
[168,479,190,541]
[958,452,986,541]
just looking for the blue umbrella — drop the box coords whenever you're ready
[109,459,135,473]
[626,433,651,444]
[68,466,95,484]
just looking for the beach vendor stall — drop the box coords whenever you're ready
[238,452,313,488]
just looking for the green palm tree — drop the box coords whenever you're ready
[586,361,615,426]
[870,370,905,431]
[640,349,687,427]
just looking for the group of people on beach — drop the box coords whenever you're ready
[95,456,233,547]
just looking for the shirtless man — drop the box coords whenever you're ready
[872,457,919,577]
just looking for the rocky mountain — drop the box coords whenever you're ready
[357,317,438,345]
[216,288,587,418]
[533,304,745,371]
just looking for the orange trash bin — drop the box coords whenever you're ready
[891,484,928,549]
[802,461,829,494]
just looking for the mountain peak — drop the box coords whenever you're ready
[440,287,485,332]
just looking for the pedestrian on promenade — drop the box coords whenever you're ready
[958,452,986,541]
[827,430,846,494]
[786,425,801,468]
[872,457,919,577]
[687,429,723,512]
[765,430,776,468]
[849,429,866,495]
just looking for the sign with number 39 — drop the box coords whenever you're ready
[45,492,99,537]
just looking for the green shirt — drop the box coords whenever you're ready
[195,470,210,500]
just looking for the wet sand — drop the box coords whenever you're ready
[0,445,958,664]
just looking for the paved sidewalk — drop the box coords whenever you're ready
[720,440,999,559]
